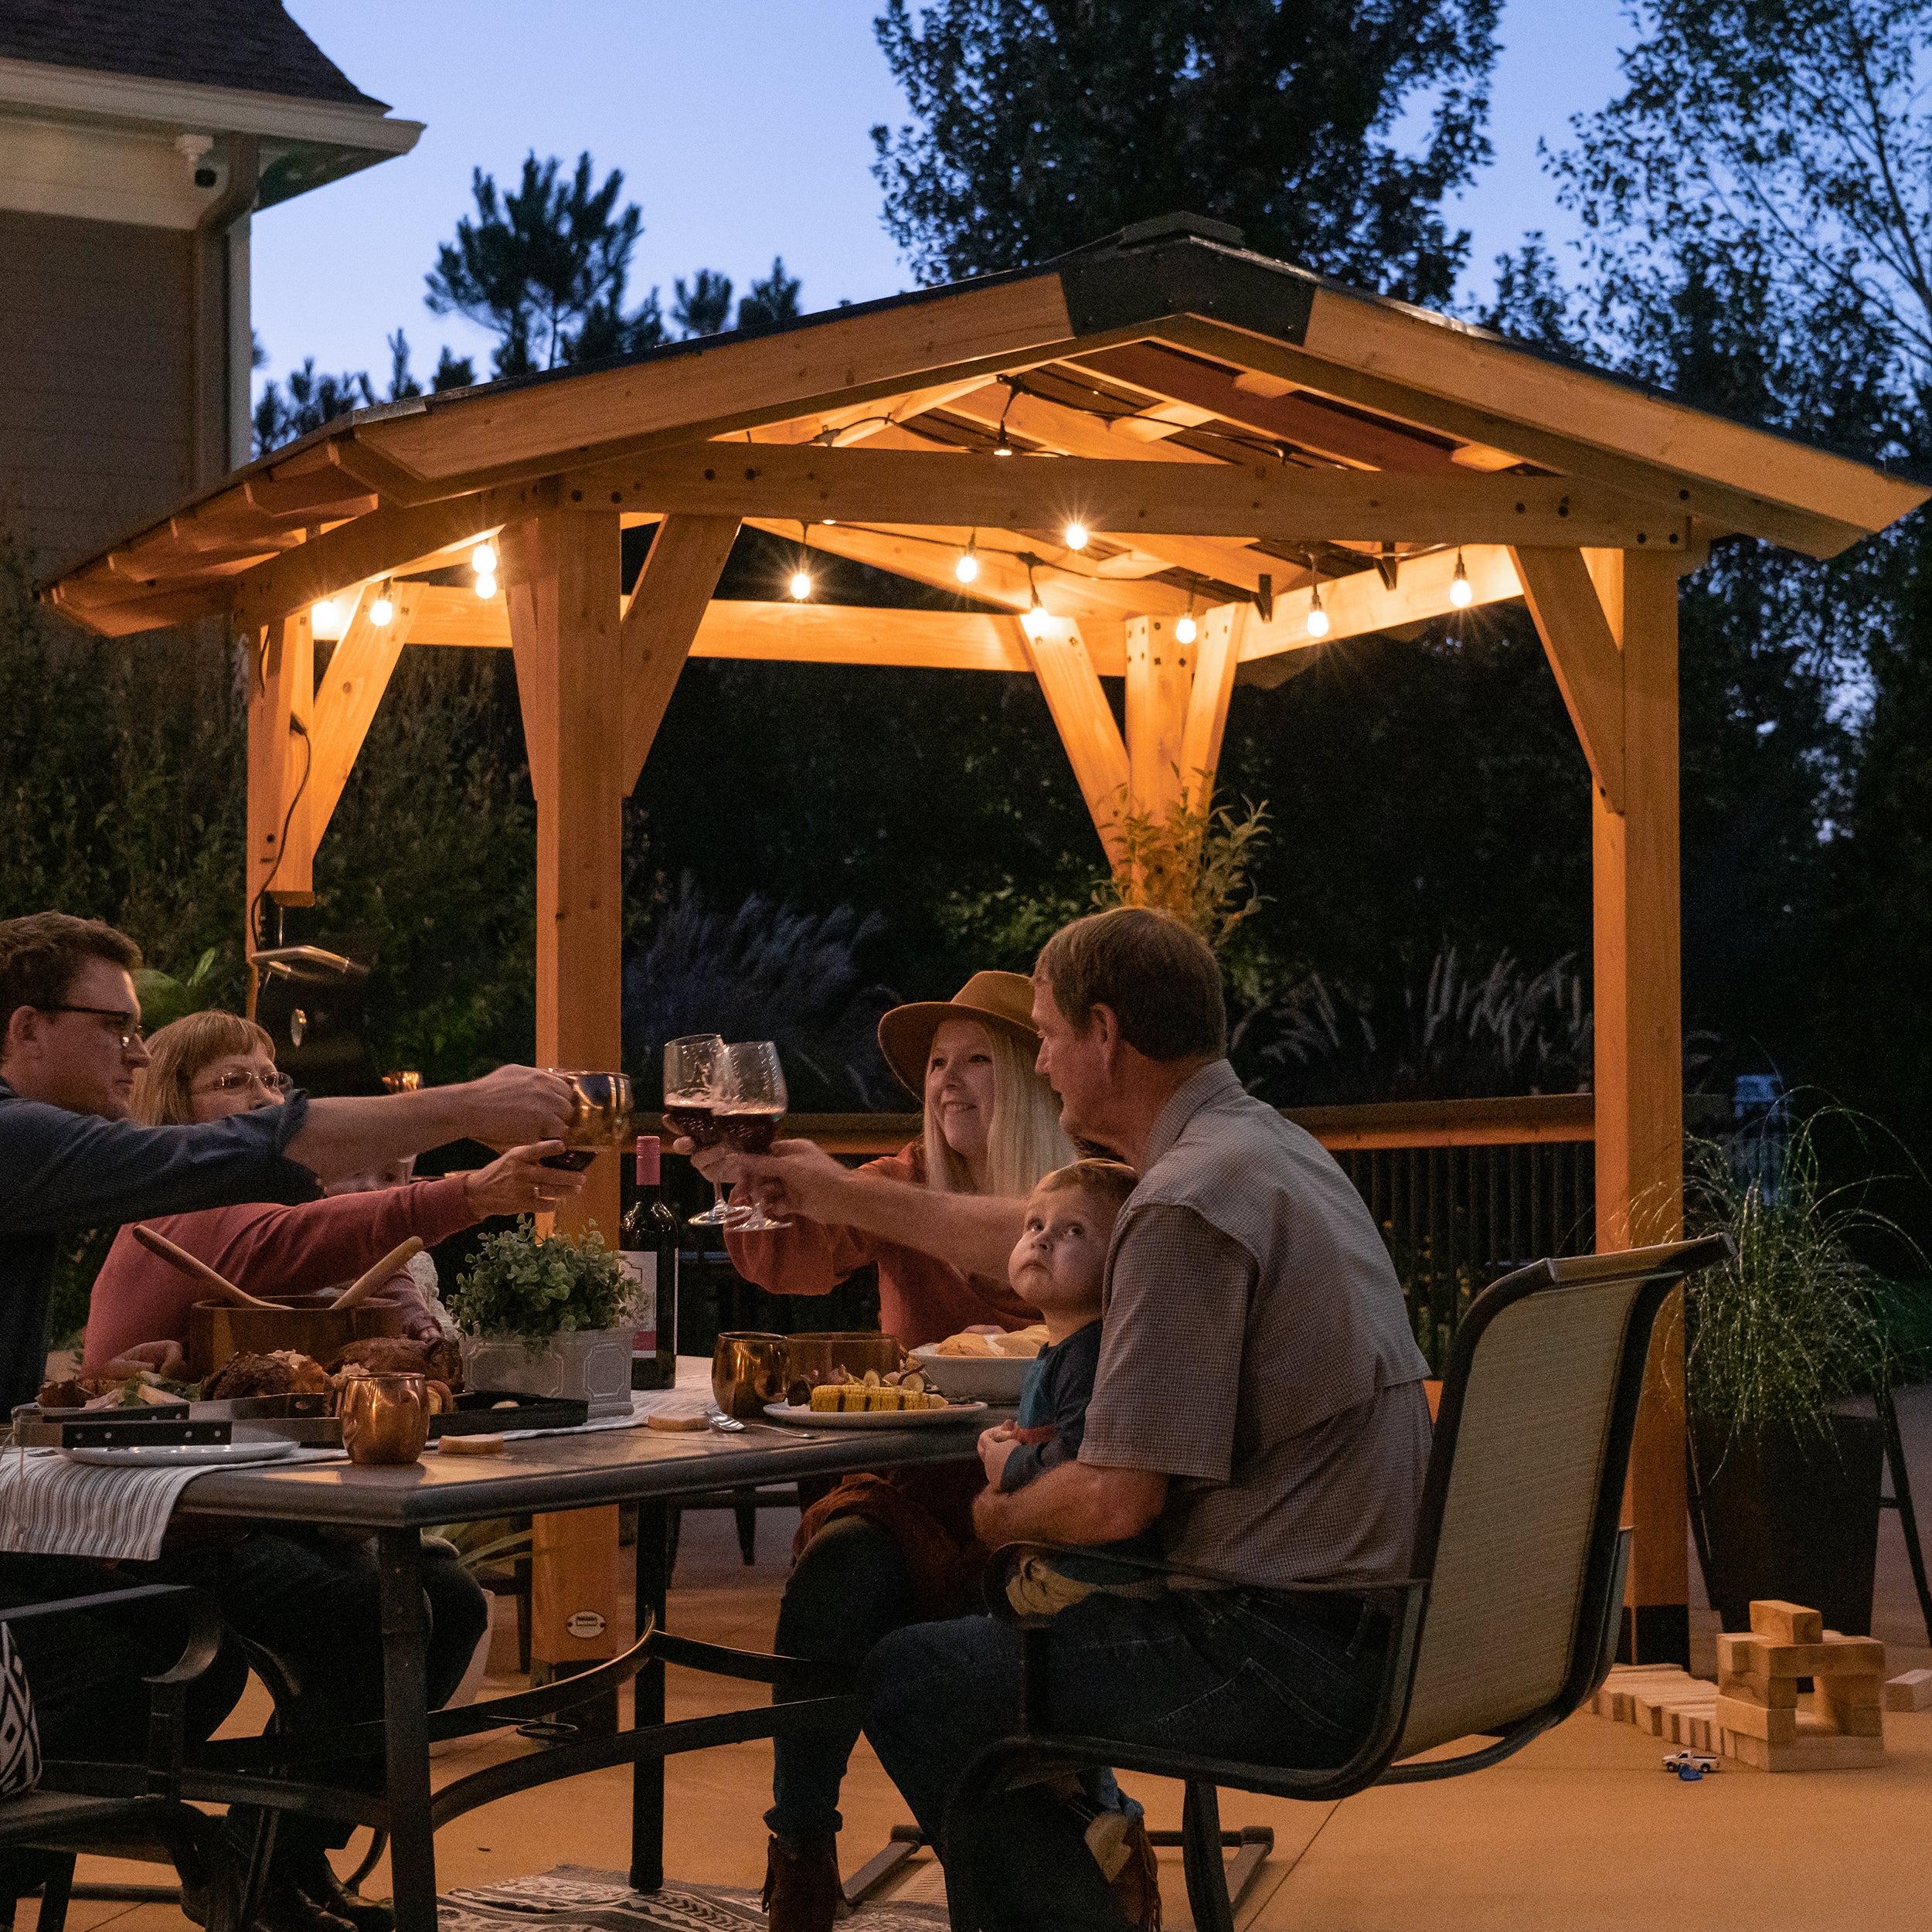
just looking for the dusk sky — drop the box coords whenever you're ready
[262,1,1637,399]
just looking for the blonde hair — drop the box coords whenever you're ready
[923,1025,1075,1198]
[1035,1158,1138,1219]
[134,1011,276,1127]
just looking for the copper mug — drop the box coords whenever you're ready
[338,1372,433,1465]
[711,1332,787,1419]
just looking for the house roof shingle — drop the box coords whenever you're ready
[0,0,386,109]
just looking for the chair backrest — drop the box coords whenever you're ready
[1393,1235,1730,1760]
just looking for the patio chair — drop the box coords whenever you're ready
[0,1585,242,1932]
[942,1233,1734,1932]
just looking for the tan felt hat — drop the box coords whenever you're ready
[877,970,1042,1098]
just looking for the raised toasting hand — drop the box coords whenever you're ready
[685,1134,849,1223]
[454,1065,578,1147]
[462,1142,589,1216]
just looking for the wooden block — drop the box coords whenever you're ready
[1815,1673,1882,1710]
[1750,1600,1824,1644]
[1716,1693,1797,1744]
[1724,1726,1885,1773]
[1716,1633,1883,1679]
[1815,1697,1884,1738]
[1883,1669,1932,1713]
[1719,1672,1798,1709]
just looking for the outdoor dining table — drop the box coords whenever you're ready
[161,1359,1011,1932]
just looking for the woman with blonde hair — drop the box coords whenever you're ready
[702,972,1077,1931]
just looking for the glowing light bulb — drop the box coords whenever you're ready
[993,424,1014,457]
[955,546,979,585]
[311,597,337,630]
[471,543,497,576]
[369,587,395,627]
[1175,611,1198,645]
[1305,584,1329,639]
[789,568,813,601]
[1021,591,1049,640]
[1449,550,1473,608]
[1063,521,1090,552]
[474,571,497,600]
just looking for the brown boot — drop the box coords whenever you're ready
[760,1834,842,1932]
[1102,1817,1162,1932]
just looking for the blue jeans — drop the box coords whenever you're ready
[860,1587,1386,1932]
[767,1515,919,1841]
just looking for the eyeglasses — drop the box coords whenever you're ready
[196,1069,294,1097]
[39,1005,144,1049]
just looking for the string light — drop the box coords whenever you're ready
[471,543,496,575]
[369,582,395,628]
[474,571,496,600]
[1305,580,1329,639]
[955,536,980,585]
[789,566,813,600]
[993,423,1015,457]
[1175,585,1198,647]
[1449,549,1473,609]
[1019,565,1049,640]
[789,524,814,601]
[311,597,338,631]
[1063,520,1090,552]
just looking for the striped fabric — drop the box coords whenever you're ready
[0,1448,211,1561]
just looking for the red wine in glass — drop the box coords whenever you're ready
[663,1100,716,1146]
[716,1105,784,1155]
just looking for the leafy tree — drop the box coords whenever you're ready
[869,0,1501,301]
[738,256,804,328]
[672,268,734,337]
[426,151,663,375]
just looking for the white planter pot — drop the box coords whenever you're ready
[461,1326,634,1419]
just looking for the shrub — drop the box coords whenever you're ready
[447,1218,635,1342]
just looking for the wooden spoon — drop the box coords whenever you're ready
[131,1225,283,1309]
[332,1236,426,1311]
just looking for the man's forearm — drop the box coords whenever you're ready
[822,1168,1026,1278]
[975,1459,1168,1547]
[285,1091,475,1182]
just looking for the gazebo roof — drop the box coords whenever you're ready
[43,215,1930,658]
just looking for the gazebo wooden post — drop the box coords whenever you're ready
[243,606,315,1003]
[1515,543,1688,1665]
[502,504,628,1688]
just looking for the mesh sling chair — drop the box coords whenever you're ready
[941,1233,1734,1932]
[0,1586,242,1932]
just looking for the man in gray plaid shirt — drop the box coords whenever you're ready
[861,907,1433,1931]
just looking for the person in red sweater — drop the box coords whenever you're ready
[83,1012,563,1374]
[696,972,1075,1931]
[78,1008,563,1932]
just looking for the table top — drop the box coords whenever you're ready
[173,1357,1011,1529]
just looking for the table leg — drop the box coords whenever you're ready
[376,1528,437,1932]
[630,1499,669,1894]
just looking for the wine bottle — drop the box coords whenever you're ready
[621,1134,680,1390]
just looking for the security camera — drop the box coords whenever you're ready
[175,132,217,189]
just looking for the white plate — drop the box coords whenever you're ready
[64,1437,303,1468]
[761,1400,988,1430]
[908,1345,1032,1403]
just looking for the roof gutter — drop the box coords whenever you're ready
[193,131,258,490]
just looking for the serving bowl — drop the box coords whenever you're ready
[907,1344,1031,1403]
[187,1294,407,1382]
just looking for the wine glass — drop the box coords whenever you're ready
[716,1041,791,1232]
[663,1034,739,1228]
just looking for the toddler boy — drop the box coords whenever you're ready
[978,1157,1155,1613]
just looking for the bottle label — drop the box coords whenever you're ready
[620,1250,656,1354]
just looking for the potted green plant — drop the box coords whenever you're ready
[447,1218,638,1419]
[1683,1115,1914,1634]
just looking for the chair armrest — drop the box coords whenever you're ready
[3,1584,224,1799]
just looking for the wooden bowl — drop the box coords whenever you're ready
[187,1294,408,1382]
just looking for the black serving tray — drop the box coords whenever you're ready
[11,1403,230,1449]
[433,1390,590,1437]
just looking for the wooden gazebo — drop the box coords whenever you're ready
[43,213,1930,1661]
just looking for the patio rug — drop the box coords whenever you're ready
[438,1863,948,1931]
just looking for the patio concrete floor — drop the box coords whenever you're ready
[60,1384,1932,1931]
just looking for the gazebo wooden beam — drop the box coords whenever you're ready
[1009,614,1131,869]
[305,582,423,851]
[244,608,315,927]
[620,515,741,792]
[569,443,1691,549]
[1239,544,1523,659]
[1512,546,1628,812]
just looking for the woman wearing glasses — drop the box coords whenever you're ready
[81,1009,564,1374]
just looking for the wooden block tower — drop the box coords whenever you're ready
[1715,1600,1886,1770]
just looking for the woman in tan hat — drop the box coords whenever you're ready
[702,971,1073,1931]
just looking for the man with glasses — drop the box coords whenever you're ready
[0,911,581,1412]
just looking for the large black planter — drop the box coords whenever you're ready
[1688,1413,1885,1634]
